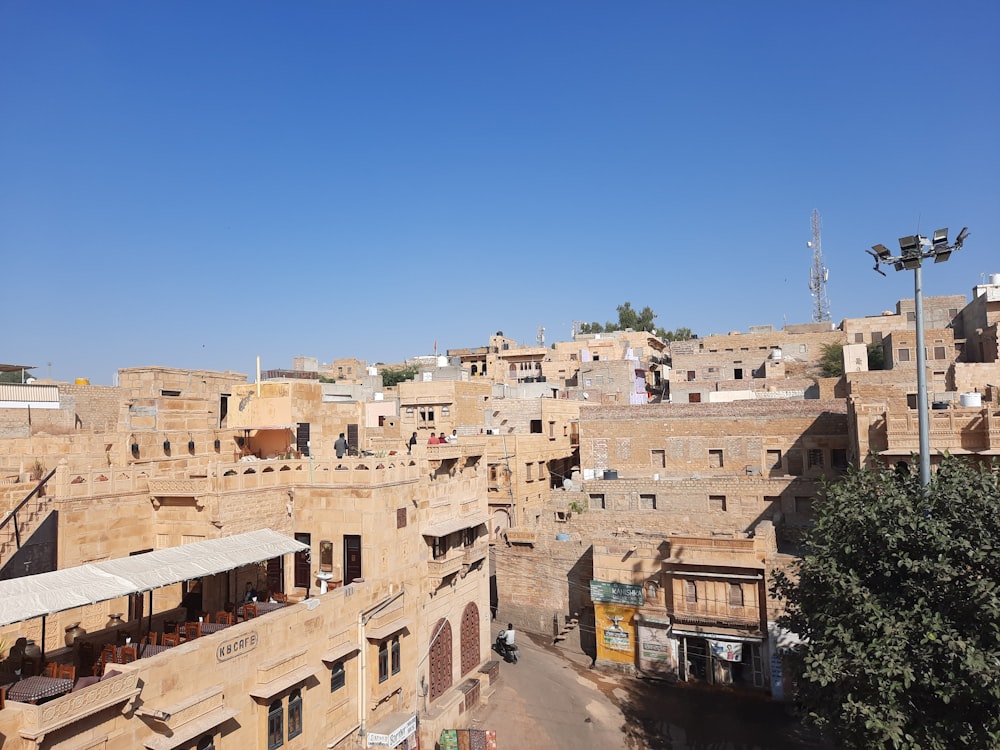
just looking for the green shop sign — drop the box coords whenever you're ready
[590,579,644,606]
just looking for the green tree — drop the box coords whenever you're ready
[867,342,885,371]
[772,457,1000,749]
[380,365,418,388]
[820,342,845,377]
[661,327,693,342]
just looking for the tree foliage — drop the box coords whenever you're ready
[820,342,845,378]
[578,302,693,341]
[772,457,1000,749]
[380,365,419,388]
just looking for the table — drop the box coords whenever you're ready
[200,622,231,635]
[238,601,284,619]
[6,676,73,703]
[137,644,172,659]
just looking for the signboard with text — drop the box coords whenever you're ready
[590,579,644,606]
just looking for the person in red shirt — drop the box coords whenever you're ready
[428,433,440,445]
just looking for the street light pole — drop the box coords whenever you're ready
[866,227,970,487]
[912,262,931,486]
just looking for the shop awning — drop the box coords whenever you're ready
[0,529,308,626]
[421,513,489,538]
[367,712,417,747]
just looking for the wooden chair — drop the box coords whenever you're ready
[161,632,181,647]
[163,620,179,635]
[0,686,5,711]
[141,631,158,646]
[215,611,234,625]
[272,592,287,603]
[203,612,214,623]
[183,622,202,640]
[57,663,77,681]
[44,661,58,678]
[119,646,138,664]
[99,644,117,672]
[242,603,258,620]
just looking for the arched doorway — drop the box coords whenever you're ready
[460,602,480,676]
[428,618,452,702]
[492,508,511,540]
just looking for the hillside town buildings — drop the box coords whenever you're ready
[1,272,999,748]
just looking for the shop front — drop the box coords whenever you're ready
[672,629,767,689]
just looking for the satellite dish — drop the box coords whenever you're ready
[583,393,589,400]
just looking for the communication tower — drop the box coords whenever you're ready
[536,326,546,347]
[808,209,831,323]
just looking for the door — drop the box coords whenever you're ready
[267,556,284,596]
[344,535,362,583]
[296,423,310,457]
[294,533,311,589]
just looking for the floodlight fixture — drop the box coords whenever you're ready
[933,250,953,263]
[955,227,969,247]
[898,235,921,254]
[872,243,892,259]
[932,228,948,248]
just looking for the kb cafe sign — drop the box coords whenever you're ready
[217,631,258,662]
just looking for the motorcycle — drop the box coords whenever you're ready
[495,633,519,664]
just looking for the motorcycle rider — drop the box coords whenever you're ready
[496,623,516,661]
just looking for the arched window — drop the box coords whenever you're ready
[428,618,453,702]
[287,689,302,740]
[267,699,283,750]
[460,602,481,676]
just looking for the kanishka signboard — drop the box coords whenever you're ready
[590,579,645,607]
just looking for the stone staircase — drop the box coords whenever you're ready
[552,614,579,644]
[0,473,56,573]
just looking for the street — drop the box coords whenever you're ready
[472,625,831,749]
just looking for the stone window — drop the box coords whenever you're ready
[708,449,724,469]
[787,451,803,476]
[589,494,605,510]
[639,494,656,510]
[267,700,284,750]
[855,332,864,343]
[709,495,727,512]
[331,661,346,692]
[728,583,744,607]
[766,450,782,472]
[934,346,946,360]
[396,508,407,529]
[391,637,401,675]
[442,406,450,417]
[831,449,849,473]
[906,311,916,322]
[530,419,542,433]
[378,640,390,683]
[287,689,302,740]
[419,407,435,423]
[687,371,696,381]
[651,450,665,468]
[807,449,824,469]
[684,580,697,604]
[526,463,534,481]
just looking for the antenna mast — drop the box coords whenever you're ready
[808,209,831,322]
[536,326,546,347]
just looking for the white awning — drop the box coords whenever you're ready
[421,513,488,538]
[0,529,308,627]
[367,712,417,747]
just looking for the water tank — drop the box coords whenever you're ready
[74,378,90,385]
[769,348,782,360]
[436,356,448,368]
[960,392,982,408]
[990,273,1000,286]
[931,401,949,410]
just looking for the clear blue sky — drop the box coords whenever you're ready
[2,1,997,384]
